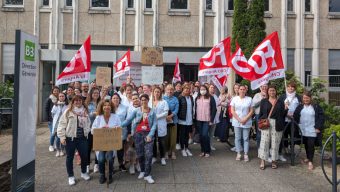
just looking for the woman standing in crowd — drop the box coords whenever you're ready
[151,87,169,165]
[85,87,101,173]
[45,86,60,152]
[294,91,325,170]
[112,93,128,172]
[66,86,75,102]
[74,88,81,96]
[121,85,134,106]
[195,85,217,158]
[91,99,121,184]
[121,94,157,184]
[230,85,253,161]
[258,85,285,170]
[163,84,179,159]
[51,92,68,157]
[215,86,229,143]
[252,84,268,148]
[57,95,91,186]
[208,84,220,151]
[177,84,194,157]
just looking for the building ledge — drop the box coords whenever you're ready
[143,9,153,15]
[1,6,24,12]
[205,10,215,17]
[88,8,111,14]
[328,12,340,19]
[287,12,296,18]
[168,10,191,16]
[39,7,51,13]
[125,8,135,15]
[264,12,273,18]
[225,11,233,17]
[305,13,314,19]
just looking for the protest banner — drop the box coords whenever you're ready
[93,128,122,151]
[141,66,163,85]
[96,67,111,86]
[141,47,163,65]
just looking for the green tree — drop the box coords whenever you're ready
[231,0,249,52]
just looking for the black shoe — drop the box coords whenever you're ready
[99,175,106,184]
[108,175,113,184]
[119,165,127,172]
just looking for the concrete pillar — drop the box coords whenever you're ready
[152,0,159,46]
[120,0,125,45]
[295,0,305,84]
[33,0,40,37]
[199,0,204,47]
[312,0,320,78]
[134,0,144,51]
[213,0,221,44]
[281,0,287,70]
[72,0,78,44]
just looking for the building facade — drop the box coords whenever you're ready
[1,0,340,122]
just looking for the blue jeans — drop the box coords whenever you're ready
[196,121,210,154]
[98,151,114,176]
[254,115,261,149]
[48,121,57,146]
[234,127,250,154]
[65,137,88,177]
[134,132,154,177]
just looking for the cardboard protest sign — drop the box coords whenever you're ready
[141,47,163,65]
[93,128,122,151]
[141,66,163,85]
[96,67,111,86]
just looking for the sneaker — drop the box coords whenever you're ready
[236,153,242,161]
[59,151,64,156]
[138,172,145,179]
[211,146,216,151]
[86,165,90,173]
[244,154,249,162]
[129,164,135,175]
[135,163,141,172]
[49,146,54,152]
[176,144,181,150]
[152,157,157,164]
[185,149,193,156]
[93,164,99,173]
[108,175,113,184]
[161,158,166,166]
[171,152,176,160]
[267,157,272,163]
[144,175,155,184]
[120,164,127,172]
[68,176,76,186]
[165,152,169,159]
[99,175,106,184]
[188,138,193,144]
[81,172,90,181]
[279,155,287,162]
[231,147,236,152]
[55,151,60,157]
[181,150,188,157]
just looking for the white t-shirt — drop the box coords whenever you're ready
[230,96,253,128]
[299,105,316,137]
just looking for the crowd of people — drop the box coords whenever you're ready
[44,76,325,186]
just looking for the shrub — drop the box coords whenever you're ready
[322,124,340,154]
[0,81,14,99]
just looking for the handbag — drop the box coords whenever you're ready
[258,100,277,130]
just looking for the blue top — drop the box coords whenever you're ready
[115,104,128,140]
[163,95,179,124]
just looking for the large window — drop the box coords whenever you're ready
[4,0,23,6]
[145,0,152,9]
[206,0,212,10]
[287,48,295,72]
[228,0,233,11]
[127,0,134,8]
[305,49,312,86]
[42,0,49,6]
[305,0,311,12]
[329,0,340,12]
[287,0,294,12]
[65,0,72,7]
[91,0,109,8]
[264,0,269,11]
[329,50,340,87]
[170,0,188,9]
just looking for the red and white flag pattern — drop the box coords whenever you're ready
[113,49,131,79]
[172,57,181,83]
[198,37,231,76]
[228,43,253,80]
[56,36,91,86]
[211,73,229,90]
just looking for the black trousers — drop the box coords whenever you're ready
[178,124,192,149]
[303,136,316,162]
[117,140,126,165]
[87,132,98,165]
[153,133,166,158]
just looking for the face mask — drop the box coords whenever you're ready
[200,90,207,95]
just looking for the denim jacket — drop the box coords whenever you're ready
[121,107,157,138]
[163,95,179,124]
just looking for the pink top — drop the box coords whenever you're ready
[196,97,210,122]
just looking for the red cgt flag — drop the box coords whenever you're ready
[56,36,91,86]
[228,43,253,80]
[113,49,131,79]
[211,73,228,90]
[199,37,231,77]
[172,57,181,83]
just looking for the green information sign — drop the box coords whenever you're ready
[24,40,35,61]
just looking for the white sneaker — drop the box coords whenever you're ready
[59,151,64,156]
[129,164,135,175]
[86,165,90,173]
[144,175,155,184]
[176,144,181,150]
[68,176,75,186]
[279,155,287,162]
[81,173,90,181]
[151,157,157,164]
[93,164,99,173]
[188,138,193,144]
[267,157,272,163]
[231,147,236,152]
[138,172,145,179]
[211,146,216,151]
[181,150,188,157]
[55,151,60,157]
[161,158,166,166]
[185,149,193,156]
[135,163,141,172]
[49,146,54,152]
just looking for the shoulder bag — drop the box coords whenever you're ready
[258,100,277,130]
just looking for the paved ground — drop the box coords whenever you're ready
[0,126,338,192]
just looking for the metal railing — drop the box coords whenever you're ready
[321,131,339,192]
[306,75,340,106]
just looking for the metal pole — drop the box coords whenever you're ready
[331,132,337,192]
[290,121,295,166]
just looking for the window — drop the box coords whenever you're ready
[264,0,269,11]
[305,49,312,86]
[65,0,72,7]
[329,0,340,12]
[228,0,233,10]
[127,0,134,8]
[328,50,340,88]
[42,0,49,6]
[206,0,212,10]
[170,0,188,9]
[287,48,295,72]
[145,0,152,9]
[305,0,311,12]
[91,0,109,8]
[4,0,23,6]
[287,0,294,12]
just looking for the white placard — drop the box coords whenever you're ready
[141,66,164,85]
[16,32,38,169]
[113,63,142,86]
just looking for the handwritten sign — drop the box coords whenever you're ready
[141,66,164,85]
[141,47,163,65]
[93,128,122,151]
[96,67,111,86]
